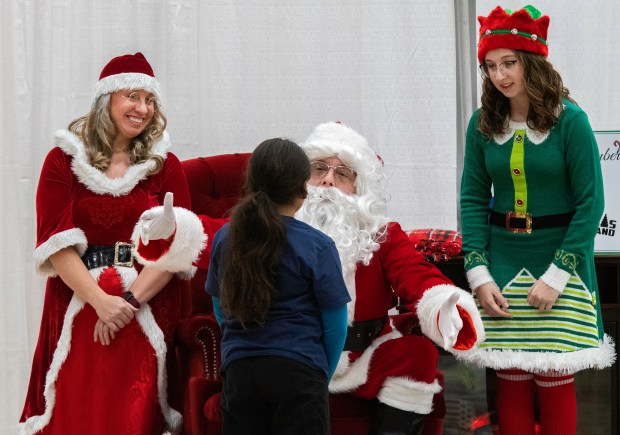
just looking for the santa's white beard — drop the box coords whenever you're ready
[297,186,390,324]
[296,185,389,271]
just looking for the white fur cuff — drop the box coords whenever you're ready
[539,263,571,294]
[132,207,206,273]
[416,284,485,349]
[466,265,494,295]
[34,228,88,276]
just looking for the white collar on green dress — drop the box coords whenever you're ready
[493,104,564,145]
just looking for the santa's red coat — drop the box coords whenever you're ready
[328,222,480,413]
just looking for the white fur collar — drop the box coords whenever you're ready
[493,105,564,146]
[54,129,171,196]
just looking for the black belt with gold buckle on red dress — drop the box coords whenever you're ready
[81,242,134,269]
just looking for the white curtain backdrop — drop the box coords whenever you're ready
[1,1,619,432]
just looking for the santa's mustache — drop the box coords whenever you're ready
[305,185,354,203]
[298,186,356,224]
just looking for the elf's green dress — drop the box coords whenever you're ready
[458,100,615,373]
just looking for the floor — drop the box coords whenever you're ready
[437,353,615,434]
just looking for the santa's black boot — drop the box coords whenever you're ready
[368,402,426,435]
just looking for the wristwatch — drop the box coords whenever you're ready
[122,291,141,309]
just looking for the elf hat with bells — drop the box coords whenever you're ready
[477,5,550,64]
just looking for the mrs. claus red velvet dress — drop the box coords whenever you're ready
[19,129,205,435]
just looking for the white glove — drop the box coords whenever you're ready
[139,192,176,245]
[438,291,463,350]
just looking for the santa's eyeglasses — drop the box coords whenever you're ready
[310,161,357,183]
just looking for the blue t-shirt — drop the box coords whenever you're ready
[205,216,351,376]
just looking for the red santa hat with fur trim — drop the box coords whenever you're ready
[94,52,161,100]
[300,121,384,195]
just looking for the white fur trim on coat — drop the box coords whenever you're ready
[18,267,182,434]
[34,228,88,276]
[132,206,206,273]
[416,284,485,350]
[54,129,171,197]
[456,334,616,374]
[329,327,403,393]
[465,265,494,295]
[328,319,443,414]
[343,265,357,326]
[18,295,85,435]
[136,305,183,431]
[378,376,442,414]
[95,72,161,100]
[539,263,571,294]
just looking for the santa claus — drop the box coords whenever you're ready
[295,121,484,434]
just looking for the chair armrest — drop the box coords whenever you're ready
[187,376,223,435]
[176,314,223,434]
[176,314,222,382]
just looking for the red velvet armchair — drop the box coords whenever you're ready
[175,153,251,435]
[175,153,450,435]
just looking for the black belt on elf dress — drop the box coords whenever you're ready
[343,316,387,352]
[81,242,134,270]
[489,210,575,234]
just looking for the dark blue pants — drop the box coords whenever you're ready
[222,356,329,435]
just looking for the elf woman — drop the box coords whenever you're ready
[459,5,616,435]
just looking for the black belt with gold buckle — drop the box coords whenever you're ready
[343,316,387,352]
[81,242,134,269]
[489,210,575,234]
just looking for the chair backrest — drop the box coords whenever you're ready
[181,153,251,314]
[182,153,251,218]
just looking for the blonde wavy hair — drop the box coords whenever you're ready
[68,92,167,175]
[478,50,576,140]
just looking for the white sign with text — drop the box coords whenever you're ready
[594,131,620,254]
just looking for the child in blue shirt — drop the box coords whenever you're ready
[206,138,350,435]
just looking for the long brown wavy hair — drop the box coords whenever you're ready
[478,50,576,140]
[219,138,310,326]
[68,92,167,175]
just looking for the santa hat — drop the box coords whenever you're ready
[477,5,550,64]
[301,122,383,185]
[94,52,160,100]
